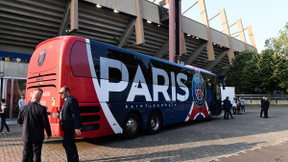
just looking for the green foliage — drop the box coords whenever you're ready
[226,48,288,93]
[241,54,260,92]
[265,22,288,56]
[274,53,288,92]
[264,22,288,92]
[225,50,258,92]
[226,22,288,94]
[257,49,278,93]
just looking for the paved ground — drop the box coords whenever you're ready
[1,106,288,162]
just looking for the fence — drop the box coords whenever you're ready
[236,94,288,105]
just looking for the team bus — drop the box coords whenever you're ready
[26,36,222,139]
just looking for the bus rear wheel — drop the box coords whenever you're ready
[123,113,140,139]
[207,110,213,120]
[147,111,162,134]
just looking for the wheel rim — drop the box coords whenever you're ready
[150,116,160,131]
[126,118,138,135]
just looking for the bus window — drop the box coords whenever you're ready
[70,41,92,78]
[90,41,120,60]
[121,52,152,84]
[90,42,122,82]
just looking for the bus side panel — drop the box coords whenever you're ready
[109,101,180,130]
[67,39,115,138]
[206,89,216,115]
[85,40,214,129]
[176,101,191,123]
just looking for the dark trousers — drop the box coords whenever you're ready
[237,105,241,114]
[232,107,237,114]
[264,108,269,118]
[22,142,43,162]
[63,130,79,162]
[260,108,264,117]
[241,105,245,113]
[0,115,10,132]
[224,109,233,119]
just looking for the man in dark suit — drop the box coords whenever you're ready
[223,96,233,119]
[263,96,270,118]
[59,86,82,162]
[17,88,51,162]
[260,96,265,117]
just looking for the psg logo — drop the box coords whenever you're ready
[192,73,206,108]
[38,49,46,66]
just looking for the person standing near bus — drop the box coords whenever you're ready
[18,94,26,108]
[260,96,265,117]
[17,88,51,162]
[263,96,270,118]
[232,97,237,115]
[223,96,233,119]
[58,86,82,162]
[240,97,245,114]
[17,95,26,127]
[0,99,10,135]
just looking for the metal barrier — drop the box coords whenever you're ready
[236,94,288,104]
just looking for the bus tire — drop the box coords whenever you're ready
[207,111,213,120]
[122,113,140,139]
[147,111,162,134]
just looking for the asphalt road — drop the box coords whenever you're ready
[1,106,288,162]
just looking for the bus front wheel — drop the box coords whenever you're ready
[123,113,140,139]
[147,111,162,134]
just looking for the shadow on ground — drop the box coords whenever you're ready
[43,106,288,150]
[82,142,263,162]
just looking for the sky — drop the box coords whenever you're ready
[150,0,288,53]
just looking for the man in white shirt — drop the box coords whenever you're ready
[18,94,25,108]
[18,95,26,126]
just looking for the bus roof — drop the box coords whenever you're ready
[36,36,66,49]
[39,36,216,77]
[89,39,217,77]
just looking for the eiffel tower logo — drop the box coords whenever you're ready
[196,81,203,100]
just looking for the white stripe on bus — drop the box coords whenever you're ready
[85,39,123,134]
[185,102,194,122]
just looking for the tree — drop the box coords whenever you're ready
[225,50,258,92]
[265,22,288,56]
[241,54,260,93]
[263,22,288,93]
[225,23,288,94]
[274,53,288,92]
[225,49,284,94]
[257,49,279,95]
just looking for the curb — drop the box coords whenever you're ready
[5,119,18,125]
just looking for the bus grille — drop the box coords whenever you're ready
[81,124,100,132]
[27,73,57,89]
[28,73,56,79]
[81,115,100,123]
[80,105,101,132]
[80,106,100,113]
